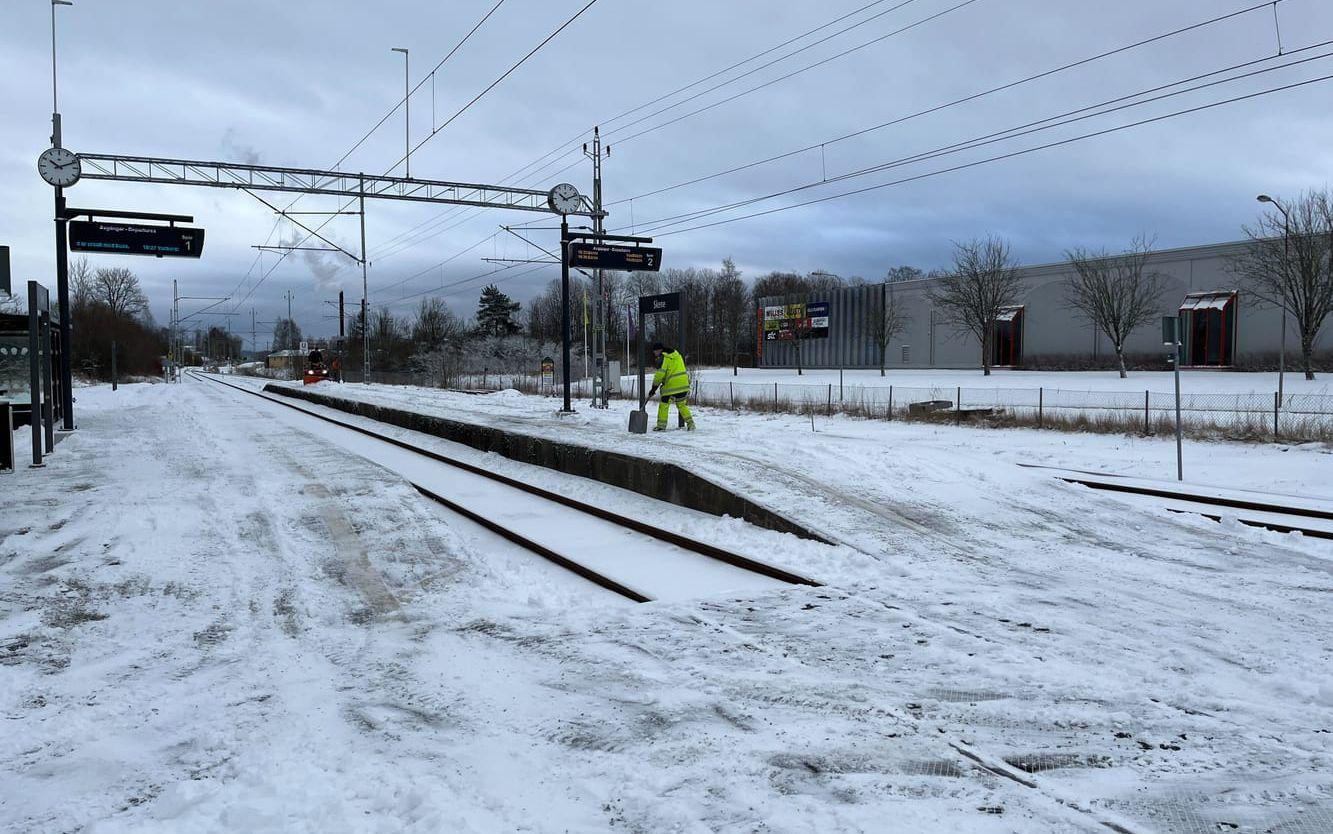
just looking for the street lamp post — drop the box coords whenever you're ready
[391,48,410,179]
[51,0,74,429]
[1257,194,1290,407]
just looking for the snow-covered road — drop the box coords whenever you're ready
[3,379,1332,833]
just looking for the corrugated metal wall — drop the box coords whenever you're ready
[758,286,885,369]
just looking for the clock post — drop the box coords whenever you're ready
[53,184,73,431]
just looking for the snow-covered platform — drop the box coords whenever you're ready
[3,379,1333,833]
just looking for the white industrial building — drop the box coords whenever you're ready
[757,238,1323,370]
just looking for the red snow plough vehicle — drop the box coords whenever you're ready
[303,349,330,385]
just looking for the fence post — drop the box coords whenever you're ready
[888,385,893,421]
[827,383,833,416]
[1038,387,1043,428]
[774,381,778,407]
[839,366,844,401]
[730,381,735,410]
[956,386,962,425]
[1274,390,1280,442]
[1144,390,1150,435]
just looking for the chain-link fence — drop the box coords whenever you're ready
[670,378,1333,441]
[263,364,1333,442]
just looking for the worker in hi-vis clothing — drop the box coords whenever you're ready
[647,342,695,431]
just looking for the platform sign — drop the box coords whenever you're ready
[570,242,662,272]
[638,292,680,316]
[69,221,206,258]
[761,300,830,341]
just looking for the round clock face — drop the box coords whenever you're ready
[38,147,81,187]
[548,182,581,215]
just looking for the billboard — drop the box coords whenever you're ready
[761,300,830,341]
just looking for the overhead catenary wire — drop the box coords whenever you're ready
[642,73,1333,239]
[227,0,592,316]
[630,44,1333,234]
[364,0,946,263]
[495,0,918,188]
[365,0,1292,297]
[609,0,1284,208]
[362,0,1280,274]
[231,0,509,307]
[602,0,982,146]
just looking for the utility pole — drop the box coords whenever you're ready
[391,48,410,179]
[285,289,293,330]
[250,308,257,359]
[584,127,610,407]
[359,175,370,385]
[172,279,179,383]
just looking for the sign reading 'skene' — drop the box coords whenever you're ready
[638,292,680,316]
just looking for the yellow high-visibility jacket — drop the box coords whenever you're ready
[653,350,690,397]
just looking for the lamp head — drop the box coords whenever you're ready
[1257,194,1274,204]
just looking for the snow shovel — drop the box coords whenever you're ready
[628,384,654,434]
[628,408,648,434]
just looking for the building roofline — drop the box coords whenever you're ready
[758,236,1263,303]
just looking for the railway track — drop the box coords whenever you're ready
[1023,463,1333,541]
[191,372,820,602]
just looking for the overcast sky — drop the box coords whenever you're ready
[2,0,1331,343]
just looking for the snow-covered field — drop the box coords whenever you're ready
[3,378,1333,832]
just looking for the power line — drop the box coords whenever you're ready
[632,44,1333,234]
[497,0,923,187]
[610,0,1281,208]
[365,0,942,263]
[228,0,582,315]
[333,0,509,173]
[605,0,980,146]
[647,73,1333,238]
[388,0,603,172]
[377,231,500,296]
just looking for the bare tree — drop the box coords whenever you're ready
[69,256,95,309]
[1231,189,1333,380]
[713,257,748,369]
[885,265,924,283]
[411,297,463,350]
[929,236,1023,376]
[870,281,911,376]
[271,318,302,351]
[73,264,149,320]
[1064,236,1165,378]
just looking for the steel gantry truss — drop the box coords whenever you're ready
[75,153,599,216]
[69,150,601,390]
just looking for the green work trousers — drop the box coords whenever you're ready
[656,393,694,429]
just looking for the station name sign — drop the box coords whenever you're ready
[69,221,206,259]
[569,242,661,272]
[638,291,680,316]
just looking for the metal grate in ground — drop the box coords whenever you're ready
[1097,787,1333,834]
